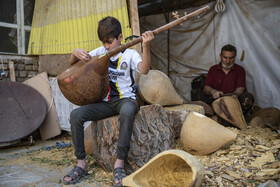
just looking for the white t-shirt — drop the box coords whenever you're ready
[88,46,142,101]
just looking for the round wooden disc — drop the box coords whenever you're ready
[0,81,47,143]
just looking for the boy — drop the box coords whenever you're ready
[63,16,154,186]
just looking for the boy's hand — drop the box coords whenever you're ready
[141,31,154,47]
[73,48,91,62]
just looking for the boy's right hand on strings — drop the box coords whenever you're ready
[73,48,91,62]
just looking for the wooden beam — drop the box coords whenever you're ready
[127,0,146,106]
[127,0,141,55]
[9,61,16,82]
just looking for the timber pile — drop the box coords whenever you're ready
[84,104,204,172]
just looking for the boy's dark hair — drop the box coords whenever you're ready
[221,44,237,56]
[98,16,122,43]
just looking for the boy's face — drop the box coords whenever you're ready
[102,34,123,51]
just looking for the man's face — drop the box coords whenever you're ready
[220,51,236,70]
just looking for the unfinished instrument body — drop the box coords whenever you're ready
[180,111,237,155]
[212,96,247,130]
[57,6,210,106]
[58,56,109,106]
[138,70,184,106]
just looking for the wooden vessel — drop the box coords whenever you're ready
[138,70,184,106]
[212,96,247,129]
[57,6,210,106]
[122,149,204,187]
[180,111,237,155]
[250,107,280,125]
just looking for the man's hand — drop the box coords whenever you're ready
[212,90,224,99]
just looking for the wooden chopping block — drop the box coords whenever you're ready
[164,104,204,139]
[84,104,175,172]
[186,100,214,117]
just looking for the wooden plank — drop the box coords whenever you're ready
[127,0,146,106]
[127,0,141,55]
[24,72,61,140]
[8,61,16,82]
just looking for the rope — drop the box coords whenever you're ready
[215,0,226,13]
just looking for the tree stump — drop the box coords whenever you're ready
[165,104,204,138]
[85,104,175,172]
[84,103,205,172]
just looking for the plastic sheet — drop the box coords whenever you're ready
[140,0,280,109]
[49,77,91,131]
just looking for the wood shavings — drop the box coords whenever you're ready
[262,161,280,169]
[221,174,235,181]
[255,145,271,151]
[226,171,241,179]
[3,123,278,186]
[250,152,275,167]
[181,126,280,186]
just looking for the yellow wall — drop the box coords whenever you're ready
[28,0,132,55]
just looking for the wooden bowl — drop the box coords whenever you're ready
[123,149,204,187]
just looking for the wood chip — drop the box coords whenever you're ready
[255,145,271,151]
[221,174,235,181]
[255,169,280,177]
[204,171,214,176]
[262,161,280,169]
[271,144,280,149]
[229,145,246,151]
[216,176,223,186]
[226,171,241,179]
[250,152,275,167]
[243,171,252,178]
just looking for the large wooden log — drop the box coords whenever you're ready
[85,104,176,172]
[164,104,205,139]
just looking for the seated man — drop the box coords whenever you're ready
[203,44,254,114]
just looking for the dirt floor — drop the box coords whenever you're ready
[1,126,279,187]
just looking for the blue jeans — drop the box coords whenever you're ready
[70,98,139,161]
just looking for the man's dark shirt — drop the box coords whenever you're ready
[204,62,246,94]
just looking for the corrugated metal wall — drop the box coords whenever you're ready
[28,0,132,55]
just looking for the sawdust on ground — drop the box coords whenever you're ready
[1,126,279,187]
